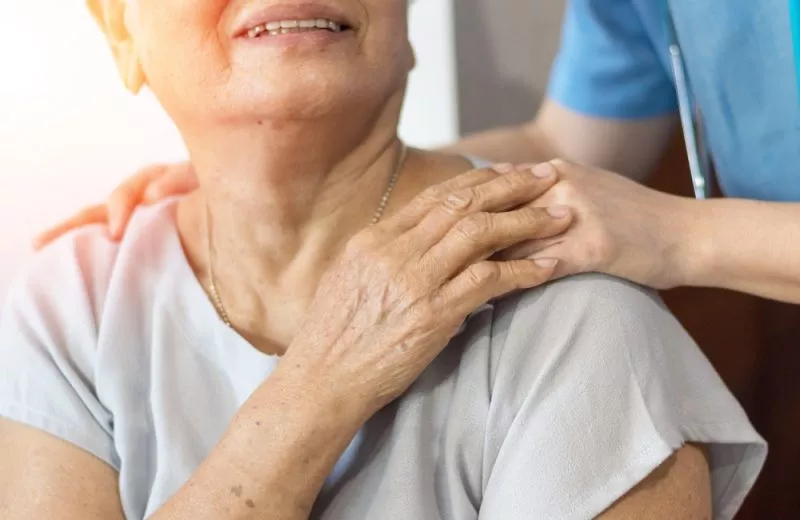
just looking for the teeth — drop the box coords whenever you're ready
[245,18,345,38]
[247,25,265,38]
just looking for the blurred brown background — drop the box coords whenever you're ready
[454,1,800,517]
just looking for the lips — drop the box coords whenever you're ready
[232,4,355,39]
[245,18,348,39]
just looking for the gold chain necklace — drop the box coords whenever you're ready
[207,143,408,328]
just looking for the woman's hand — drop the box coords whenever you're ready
[280,165,573,418]
[32,162,197,249]
[503,160,696,290]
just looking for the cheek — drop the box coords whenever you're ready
[133,1,231,98]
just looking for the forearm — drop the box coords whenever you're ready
[152,366,364,520]
[439,122,557,165]
[439,101,677,182]
[681,198,800,303]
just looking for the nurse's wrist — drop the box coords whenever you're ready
[668,197,717,289]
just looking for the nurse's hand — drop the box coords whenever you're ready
[32,162,197,249]
[504,160,696,290]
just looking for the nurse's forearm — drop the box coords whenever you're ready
[151,367,363,520]
[440,122,557,165]
[683,199,800,303]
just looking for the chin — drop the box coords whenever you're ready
[173,70,400,124]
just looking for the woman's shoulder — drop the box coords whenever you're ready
[3,199,184,337]
[484,272,708,417]
[489,273,665,359]
[472,274,765,518]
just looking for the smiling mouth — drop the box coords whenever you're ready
[246,19,352,38]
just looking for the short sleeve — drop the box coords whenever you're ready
[479,274,766,520]
[547,0,678,119]
[0,228,119,469]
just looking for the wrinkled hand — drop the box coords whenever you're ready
[33,162,197,249]
[281,165,573,418]
[503,160,693,290]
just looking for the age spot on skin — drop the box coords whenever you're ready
[230,485,243,497]
[245,499,256,508]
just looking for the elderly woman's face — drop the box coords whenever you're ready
[115,0,413,122]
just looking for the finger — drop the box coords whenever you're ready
[446,164,558,213]
[142,163,198,203]
[106,186,142,240]
[382,166,505,232]
[399,164,560,250]
[531,241,584,281]
[495,235,567,261]
[106,164,175,238]
[436,258,558,316]
[420,205,572,281]
[32,205,108,250]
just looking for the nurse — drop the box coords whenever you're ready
[36,0,800,303]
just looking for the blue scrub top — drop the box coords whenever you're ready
[548,0,800,201]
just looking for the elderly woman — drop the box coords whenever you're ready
[0,0,764,519]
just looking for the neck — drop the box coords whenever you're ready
[178,94,407,350]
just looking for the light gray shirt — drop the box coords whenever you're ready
[0,199,765,519]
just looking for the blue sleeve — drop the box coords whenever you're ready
[547,0,678,119]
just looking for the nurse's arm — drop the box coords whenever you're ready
[444,98,678,182]
[32,98,674,248]
[686,198,800,303]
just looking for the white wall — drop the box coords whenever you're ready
[0,0,458,302]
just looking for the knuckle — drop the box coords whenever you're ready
[442,188,479,214]
[417,184,446,204]
[412,301,439,327]
[504,265,534,291]
[477,166,504,178]
[450,167,500,189]
[412,185,449,211]
[455,212,492,241]
[468,262,501,286]
[518,207,550,229]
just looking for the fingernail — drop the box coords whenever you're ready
[532,163,555,178]
[547,205,570,218]
[533,258,559,268]
[493,163,515,174]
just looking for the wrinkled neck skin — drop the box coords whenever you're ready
[175,88,413,351]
